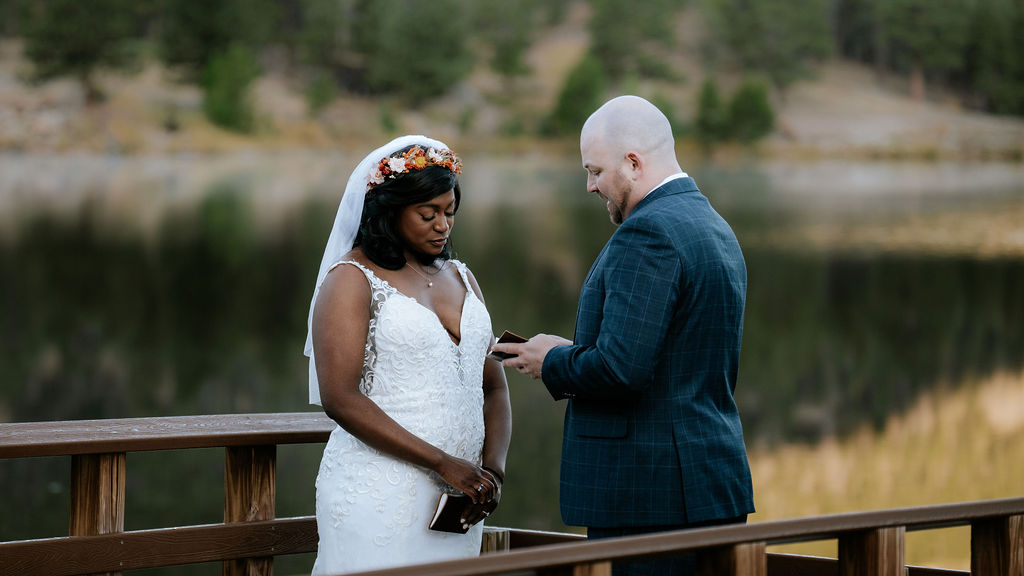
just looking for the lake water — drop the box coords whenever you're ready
[1,152,1022,573]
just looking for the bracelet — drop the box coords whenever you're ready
[481,465,504,485]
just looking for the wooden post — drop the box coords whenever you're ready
[972,514,1024,576]
[69,453,126,576]
[838,526,905,576]
[224,445,276,576]
[481,526,510,553]
[698,542,767,576]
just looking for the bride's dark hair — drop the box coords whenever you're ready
[355,156,461,270]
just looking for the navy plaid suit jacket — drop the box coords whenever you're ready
[542,177,754,528]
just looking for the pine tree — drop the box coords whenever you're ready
[23,0,139,102]
[881,0,971,100]
[728,80,775,143]
[354,0,472,102]
[545,54,606,136]
[701,0,831,92]
[695,79,729,151]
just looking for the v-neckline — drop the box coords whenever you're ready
[374,268,470,347]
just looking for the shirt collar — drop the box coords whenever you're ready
[642,172,688,199]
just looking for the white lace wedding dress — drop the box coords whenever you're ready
[311,259,493,575]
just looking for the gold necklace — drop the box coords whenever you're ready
[407,260,447,288]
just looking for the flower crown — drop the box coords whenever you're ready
[367,145,462,190]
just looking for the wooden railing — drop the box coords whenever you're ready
[1,413,1021,576]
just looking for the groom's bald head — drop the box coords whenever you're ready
[581,96,677,168]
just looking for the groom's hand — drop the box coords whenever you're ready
[492,334,571,380]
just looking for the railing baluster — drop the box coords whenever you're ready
[70,452,126,576]
[971,514,1024,576]
[698,541,767,576]
[839,526,905,576]
[224,445,276,576]
[481,526,511,553]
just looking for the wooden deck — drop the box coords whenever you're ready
[1,413,1021,575]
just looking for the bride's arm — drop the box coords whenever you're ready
[312,264,496,503]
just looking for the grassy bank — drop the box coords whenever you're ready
[748,368,1024,569]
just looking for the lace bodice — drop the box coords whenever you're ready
[334,259,491,459]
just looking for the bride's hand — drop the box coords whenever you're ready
[463,482,500,528]
[437,455,499,505]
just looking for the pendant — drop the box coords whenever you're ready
[427,281,433,288]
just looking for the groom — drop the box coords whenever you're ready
[492,95,754,575]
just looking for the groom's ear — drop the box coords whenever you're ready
[625,151,643,179]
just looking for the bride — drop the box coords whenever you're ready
[304,135,512,574]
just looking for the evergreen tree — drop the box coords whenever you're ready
[352,0,472,102]
[475,0,535,81]
[728,80,775,143]
[880,0,971,99]
[0,0,31,36]
[963,0,1024,115]
[694,78,729,150]
[297,0,346,71]
[159,0,278,79]
[701,0,831,92]
[545,53,606,136]
[202,45,259,133]
[588,0,681,80]
[23,0,140,102]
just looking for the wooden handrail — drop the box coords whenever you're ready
[2,414,1021,576]
[0,412,334,458]
[335,499,1024,576]
[1,518,318,575]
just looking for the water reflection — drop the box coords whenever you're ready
[1,154,1022,572]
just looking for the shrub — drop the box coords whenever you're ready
[306,71,337,116]
[545,54,606,136]
[695,78,730,149]
[728,80,775,142]
[202,45,259,133]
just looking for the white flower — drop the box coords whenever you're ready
[427,148,443,163]
[368,168,384,185]
[388,157,407,173]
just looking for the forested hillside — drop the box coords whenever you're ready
[1,0,1022,156]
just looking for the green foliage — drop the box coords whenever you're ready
[378,101,398,133]
[881,0,970,76]
[695,78,776,147]
[963,0,1024,115]
[159,0,278,79]
[23,0,140,101]
[297,0,346,70]
[545,53,606,136]
[649,93,685,137]
[0,0,32,36]
[202,45,259,133]
[589,0,681,80]
[694,78,729,149]
[700,0,831,91]
[835,0,1024,116]
[353,0,472,102]
[727,80,775,142]
[305,70,337,115]
[475,0,535,79]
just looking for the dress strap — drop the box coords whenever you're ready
[450,259,473,291]
[328,260,384,290]
[326,260,397,316]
